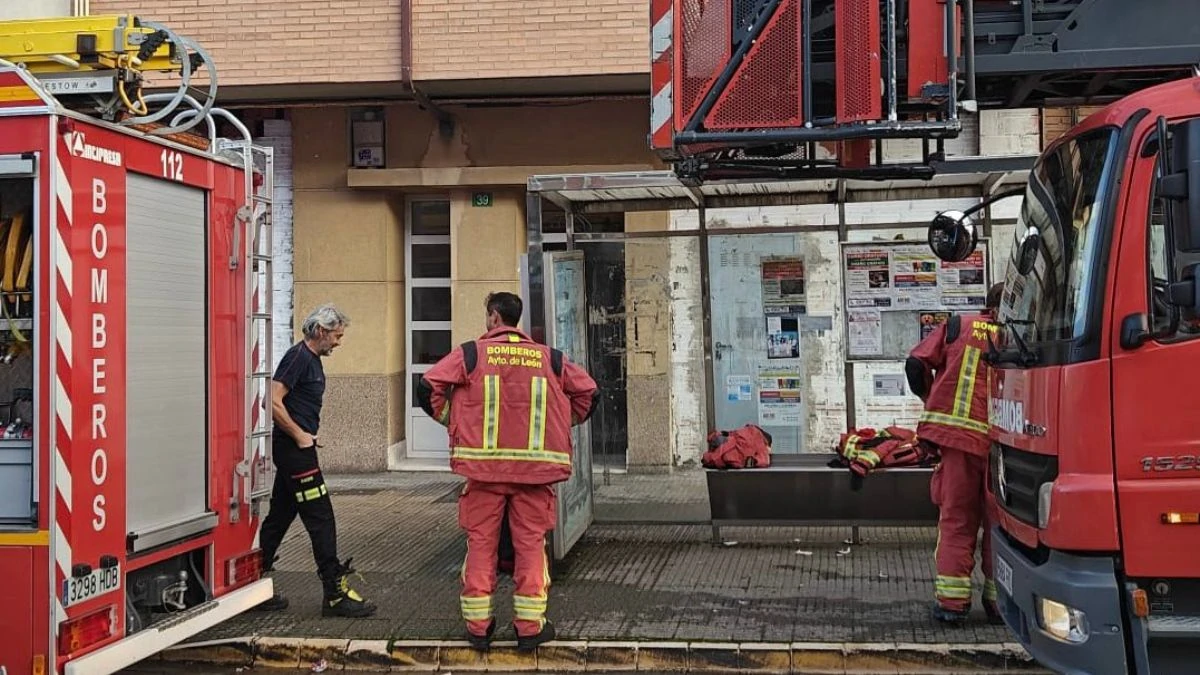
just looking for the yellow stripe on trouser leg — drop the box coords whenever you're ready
[984,579,998,602]
[460,595,493,621]
[513,540,552,630]
[935,575,974,601]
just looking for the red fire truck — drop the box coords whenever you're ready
[0,15,276,675]
[647,1,1200,673]
[929,72,1200,675]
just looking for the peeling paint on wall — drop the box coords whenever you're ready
[668,233,705,466]
[255,120,295,370]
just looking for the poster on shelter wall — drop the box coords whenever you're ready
[890,244,941,309]
[760,256,807,316]
[757,368,803,427]
[844,248,893,308]
[766,315,801,360]
[939,249,988,307]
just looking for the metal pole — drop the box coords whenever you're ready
[565,205,576,251]
[964,0,977,103]
[886,0,898,122]
[945,0,959,120]
[802,0,814,125]
[697,204,716,431]
[524,192,547,342]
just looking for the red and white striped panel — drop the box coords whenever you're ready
[52,136,75,628]
[650,0,674,152]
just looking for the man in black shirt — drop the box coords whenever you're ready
[255,303,376,618]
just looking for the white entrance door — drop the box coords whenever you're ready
[406,198,453,459]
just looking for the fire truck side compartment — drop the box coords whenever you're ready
[124,173,214,552]
[0,165,36,528]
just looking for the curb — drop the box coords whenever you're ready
[156,637,1051,673]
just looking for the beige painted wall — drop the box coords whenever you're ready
[291,106,406,471]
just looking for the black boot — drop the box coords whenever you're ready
[321,558,377,618]
[984,600,1005,626]
[516,621,556,652]
[467,618,496,651]
[931,602,969,625]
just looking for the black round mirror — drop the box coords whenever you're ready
[1015,226,1041,276]
[927,210,978,263]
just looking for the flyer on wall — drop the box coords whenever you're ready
[766,315,801,359]
[889,244,940,309]
[756,368,803,426]
[847,308,883,356]
[844,248,893,308]
[939,249,987,307]
[760,256,807,315]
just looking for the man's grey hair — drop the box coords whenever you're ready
[302,303,350,339]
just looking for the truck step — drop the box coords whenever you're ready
[1148,615,1200,639]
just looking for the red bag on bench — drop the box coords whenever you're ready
[702,424,773,469]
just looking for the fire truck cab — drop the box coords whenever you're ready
[0,15,276,675]
[928,74,1200,675]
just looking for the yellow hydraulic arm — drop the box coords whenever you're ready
[0,14,176,75]
[0,14,217,133]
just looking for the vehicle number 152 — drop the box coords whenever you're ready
[1141,455,1199,472]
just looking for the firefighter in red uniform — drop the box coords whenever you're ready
[905,283,1005,626]
[418,292,598,652]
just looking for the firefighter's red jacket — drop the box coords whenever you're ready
[908,312,996,458]
[419,326,599,485]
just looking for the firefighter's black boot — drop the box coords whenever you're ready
[931,602,969,625]
[321,558,377,618]
[984,600,1005,626]
[253,555,289,611]
[467,618,496,651]
[516,621,556,652]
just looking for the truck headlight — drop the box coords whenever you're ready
[1037,482,1054,529]
[1037,596,1089,643]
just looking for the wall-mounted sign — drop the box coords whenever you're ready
[472,192,493,207]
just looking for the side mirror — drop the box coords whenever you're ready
[1168,262,1200,314]
[1158,118,1200,251]
[1015,225,1041,275]
[927,210,979,263]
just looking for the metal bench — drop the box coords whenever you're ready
[706,453,939,544]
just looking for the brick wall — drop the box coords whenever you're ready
[411,0,647,79]
[89,0,648,86]
[90,0,404,86]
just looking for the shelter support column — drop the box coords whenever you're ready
[624,212,674,471]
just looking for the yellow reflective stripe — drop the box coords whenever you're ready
[935,575,974,600]
[858,449,881,467]
[952,346,982,418]
[513,594,548,621]
[528,376,548,452]
[984,579,998,601]
[920,410,989,434]
[294,484,328,503]
[453,447,571,464]
[483,375,500,450]
[507,334,521,342]
[438,400,451,424]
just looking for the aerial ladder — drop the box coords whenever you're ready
[0,13,277,516]
[651,0,1200,184]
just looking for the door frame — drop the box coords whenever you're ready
[404,194,452,460]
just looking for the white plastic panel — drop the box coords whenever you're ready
[125,173,209,539]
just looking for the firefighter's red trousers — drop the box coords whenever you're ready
[930,446,996,612]
[458,480,556,638]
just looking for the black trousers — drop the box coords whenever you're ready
[259,436,341,583]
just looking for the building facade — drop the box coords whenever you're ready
[28,0,1101,473]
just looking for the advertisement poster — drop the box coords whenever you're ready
[873,373,906,397]
[726,375,753,402]
[890,244,941,309]
[766,315,800,359]
[757,369,803,426]
[939,249,987,307]
[844,248,893,308]
[847,308,883,356]
[761,256,807,315]
[918,310,951,341]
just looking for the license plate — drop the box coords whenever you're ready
[996,555,1014,597]
[62,564,121,608]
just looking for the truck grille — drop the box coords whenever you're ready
[991,442,1058,526]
